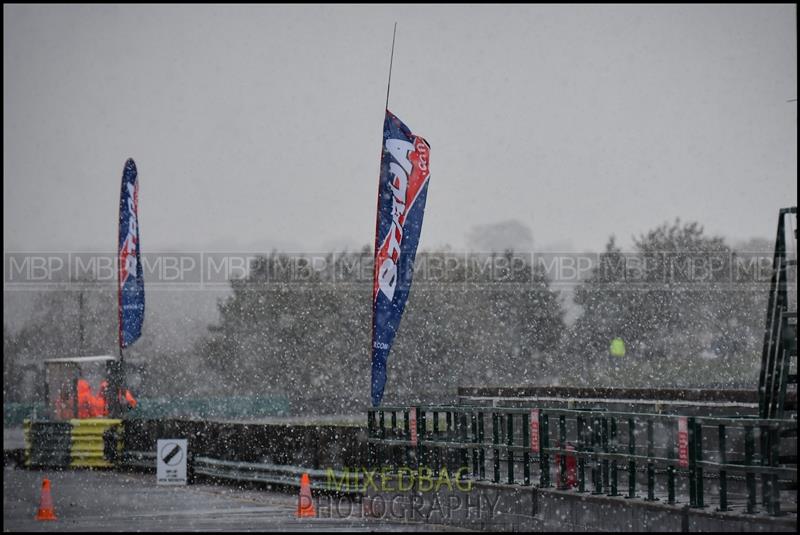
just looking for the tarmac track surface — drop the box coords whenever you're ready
[3,467,469,532]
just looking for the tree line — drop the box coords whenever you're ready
[4,219,770,412]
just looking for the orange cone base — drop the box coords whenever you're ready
[296,504,316,518]
[36,508,57,521]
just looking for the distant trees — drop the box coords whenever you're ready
[1,278,202,402]
[196,249,566,411]
[565,219,768,387]
[195,218,772,410]
[4,218,773,406]
[3,283,119,401]
[12,287,116,358]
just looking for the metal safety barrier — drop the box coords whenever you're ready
[193,457,363,493]
[366,406,797,517]
[70,418,123,468]
[117,451,365,494]
[119,449,158,470]
[24,418,122,469]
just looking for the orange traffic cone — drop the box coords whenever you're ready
[35,479,57,521]
[296,473,316,518]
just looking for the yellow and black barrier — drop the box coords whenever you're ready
[24,419,123,469]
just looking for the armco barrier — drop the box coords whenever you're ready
[70,419,123,468]
[118,418,368,480]
[24,418,122,468]
[192,457,363,493]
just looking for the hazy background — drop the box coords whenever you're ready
[3,5,797,411]
[4,4,796,255]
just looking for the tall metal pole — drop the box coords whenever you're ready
[110,176,126,419]
[78,290,85,354]
[371,23,398,408]
[385,22,397,111]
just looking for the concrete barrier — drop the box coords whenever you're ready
[120,418,368,472]
[363,473,797,532]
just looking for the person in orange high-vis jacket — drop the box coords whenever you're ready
[123,388,138,409]
[76,379,94,418]
[97,380,137,415]
[90,382,107,417]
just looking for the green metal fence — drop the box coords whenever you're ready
[366,405,797,517]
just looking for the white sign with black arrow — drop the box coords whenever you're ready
[157,439,187,485]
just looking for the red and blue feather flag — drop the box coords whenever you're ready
[118,158,144,349]
[371,110,431,406]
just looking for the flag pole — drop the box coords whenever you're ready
[385,22,397,111]
[111,164,127,418]
[112,191,124,418]
[372,23,397,408]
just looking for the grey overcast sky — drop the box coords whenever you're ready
[3,4,797,254]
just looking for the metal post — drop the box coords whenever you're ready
[78,290,85,354]
[627,418,636,499]
[646,419,657,501]
[404,410,411,469]
[602,417,610,492]
[542,413,551,488]
[559,415,567,490]
[478,412,485,480]
[667,421,676,505]
[432,411,440,476]
[390,410,398,471]
[418,408,427,471]
[760,426,770,508]
[592,416,602,495]
[695,420,704,508]
[745,425,756,514]
[446,411,453,474]
[609,418,619,496]
[384,22,397,110]
[367,410,375,469]
[378,410,385,469]
[718,425,727,511]
[769,427,781,516]
[577,416,587,493]
[492,413,500,483]
[471,412,479,478]
[106,358,125,419]
[523,412,531,486]
[460,413,469,472]
[507,413,515,484]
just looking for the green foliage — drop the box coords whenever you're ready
[196,249,566,409]
[566,219,767,387]
[4,219,771,407]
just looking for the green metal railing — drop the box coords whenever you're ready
[367,405,797,516]
[759,206,797,421]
